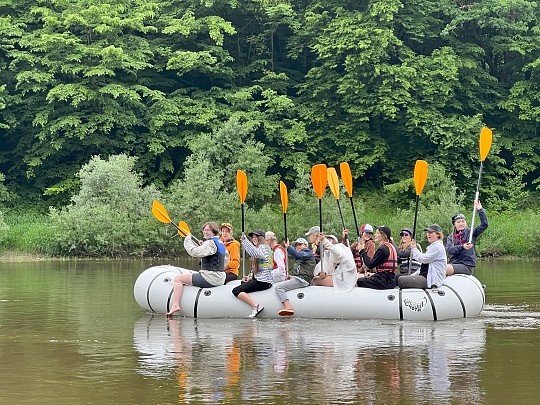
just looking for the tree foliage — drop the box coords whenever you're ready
[0,0,538,213]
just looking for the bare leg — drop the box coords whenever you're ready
[166,273,193,317]
[446,264,455,276]
[282,299,293,310]
[236,291,258,310]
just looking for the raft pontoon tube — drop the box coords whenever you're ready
[134,265,485,321]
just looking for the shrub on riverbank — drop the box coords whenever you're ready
[1,154,539,259]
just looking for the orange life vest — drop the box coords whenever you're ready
[376,241,398,274]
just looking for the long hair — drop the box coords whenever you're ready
[250,234,266,273]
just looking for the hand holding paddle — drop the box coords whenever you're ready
[469,127,492,243]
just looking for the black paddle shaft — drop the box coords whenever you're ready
[349,197,360,240]
[408,194,420,275]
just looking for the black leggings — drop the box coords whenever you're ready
[232,278,272,297]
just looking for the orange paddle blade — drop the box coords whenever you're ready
[236,170,248,204]
[311,164,327,199]
[177,223,188,237]
[327,167,340,200]
[279,181,288,214]
[479,127,492,161]
[414,160,429,196]
[178,221,191,237]
[152,200,172,224]
[339,162,353,198]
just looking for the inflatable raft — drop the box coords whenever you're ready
[134,265,486,321]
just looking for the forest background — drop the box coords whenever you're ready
[0,0,539,259]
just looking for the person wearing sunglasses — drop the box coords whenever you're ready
[395,228,422,275]
[398,224,446,289]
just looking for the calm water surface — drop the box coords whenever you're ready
[0,259,539,404]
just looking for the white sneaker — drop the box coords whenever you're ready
[248,304,264,318]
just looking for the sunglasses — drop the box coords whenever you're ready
[400,232,411,237]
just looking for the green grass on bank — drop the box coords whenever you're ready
[1,211,58,255]
[1,208,539,259]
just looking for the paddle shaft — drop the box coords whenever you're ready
[349,196,360,239]
[336,199,346,230]
[408,195,420,275]
[468,161,484,243]
[241,203,246,278]
[317,199,324,274]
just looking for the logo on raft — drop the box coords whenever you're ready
[403,296,428,312]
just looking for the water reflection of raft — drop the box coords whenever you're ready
[133,265,485,321]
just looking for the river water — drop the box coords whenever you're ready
[0,259,539,404]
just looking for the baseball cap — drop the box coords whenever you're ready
[424,224,443,233]
[361,224,374,233]
[248,230,265,237]
[305,226,320,236]
[375,225,391,240]
[293,237,309,246]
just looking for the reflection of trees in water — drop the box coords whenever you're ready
[133,317,486,403]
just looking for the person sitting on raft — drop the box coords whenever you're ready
[305,226,322,263]
[220,222,241,283]
[356,226,398,290]
[397,224,446,289]
[166,222,227,317]
[349,224,376,275]
[265,231,288,283]
[274,237,316,317]
[446,200,488,276]
[232,230,274,318]
[395,227,422,275]
[312,234,357,293]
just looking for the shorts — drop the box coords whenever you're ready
[450,263,474,275]
[192,272,216,288]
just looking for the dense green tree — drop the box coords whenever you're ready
[0,0,539,213]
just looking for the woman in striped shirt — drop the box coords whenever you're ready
[231,230,275,318]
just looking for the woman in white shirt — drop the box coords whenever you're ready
[397,224,447,289]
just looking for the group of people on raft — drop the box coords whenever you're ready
[165,201,488,318]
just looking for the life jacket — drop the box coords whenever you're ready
[272,244,287,269]
[200,236,226,271]
[376,241,398,274]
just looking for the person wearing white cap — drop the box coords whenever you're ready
[274,237,316,316]
[312,234,357,293]
[349,223,375,275]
